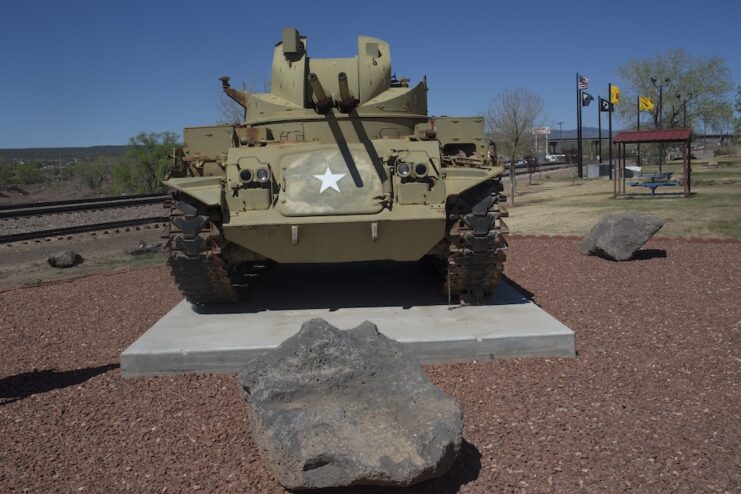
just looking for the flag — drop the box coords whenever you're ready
[599,97,613,112]
[610,85,621,105]
[639,96,655,112]
[582,92,594,107]
[578,75,589,89]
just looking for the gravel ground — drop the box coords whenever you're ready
[1,204,165,236]
[1,237,739,493]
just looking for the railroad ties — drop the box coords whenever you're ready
[0,193,168,244]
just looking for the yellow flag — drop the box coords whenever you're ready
[639,96,655,112]
[610,85,621,105]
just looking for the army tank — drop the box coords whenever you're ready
[164,28,508,305]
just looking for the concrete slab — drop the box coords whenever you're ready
[121,262,575,377]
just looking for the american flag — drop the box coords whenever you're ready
[578,76,589,90]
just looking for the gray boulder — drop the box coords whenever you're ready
[581,212,663,261]
[47,250,84,268]
[238,318,463,490]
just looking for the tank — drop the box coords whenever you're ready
[164,28,509,305]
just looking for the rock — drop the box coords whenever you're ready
[238,318,463,490]
[581,212,663,261]
[126,241,163,256]
[47,250,84,268]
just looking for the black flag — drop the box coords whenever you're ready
[599,97,613,112]
[582,92,594,107]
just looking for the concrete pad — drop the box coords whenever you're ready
[121,262,575,377]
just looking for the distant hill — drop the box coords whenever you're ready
[0,145,128,163]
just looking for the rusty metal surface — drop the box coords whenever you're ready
[613,128,692,143]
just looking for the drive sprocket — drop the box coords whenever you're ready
[444,180,508,305]
[165,194,239,305]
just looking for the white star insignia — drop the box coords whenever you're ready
[313,167,346,193]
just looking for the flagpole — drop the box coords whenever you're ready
[598,100,602,163]
[576,73,583,178]
[608,83,613,180]
[637,96,641,166]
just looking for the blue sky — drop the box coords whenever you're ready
[1,0,739,148]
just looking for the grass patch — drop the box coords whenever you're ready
[507,156,741,239]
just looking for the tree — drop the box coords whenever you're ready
[735,86,741,137]
[216,80,269,125]
[485,89,544,206]
[74,161,106,190]
[14,162,45,185]
[112,132,180,194]
[218,91,245,125]
[0,160,13,187]
[617,49,734,131]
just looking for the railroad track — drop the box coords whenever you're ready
[0,193,167,219]
[0,216,169,244]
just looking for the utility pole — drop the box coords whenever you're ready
[676,92,693,128]
[651,76,671,171]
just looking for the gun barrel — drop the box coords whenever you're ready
[308,73,332,113]
[219,76,248,109]
[337,72,356,112]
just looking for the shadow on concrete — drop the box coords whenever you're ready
[501,274,535,300]
[295,439,481,494]
[632,249,667,261]
[0,363,118,406]
[196,261,530,315]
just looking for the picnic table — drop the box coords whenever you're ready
[629,172,678,195]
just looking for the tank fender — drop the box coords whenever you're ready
[444,166,504,196]
[164,176,223,206]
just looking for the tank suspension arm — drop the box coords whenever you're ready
[308,73,333,114]
[219,76,248,109]
[337,72,357,113]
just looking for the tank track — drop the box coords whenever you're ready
[165,195,239,305]
[444,180,508,305]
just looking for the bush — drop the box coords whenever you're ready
[74,161,107,189]
[111,132,180,194]
[13,163,45,185]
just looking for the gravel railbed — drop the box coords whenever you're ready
[0,204,165,236]
[0,237,739,493]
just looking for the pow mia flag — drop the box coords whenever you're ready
[599,97,613,112]
[582,91,594,107]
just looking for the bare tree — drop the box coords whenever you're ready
[216,79,271,126]
[218,91,245,125]
[486,89,544,206]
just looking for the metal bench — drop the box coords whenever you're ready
[628,180,678,195]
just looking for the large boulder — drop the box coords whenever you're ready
[238,318,463,490]
[581,212,663,261]
[47,250,84,268]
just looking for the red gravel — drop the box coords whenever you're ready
[1,237,739,493]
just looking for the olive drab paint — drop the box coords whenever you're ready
[164,28,508,303]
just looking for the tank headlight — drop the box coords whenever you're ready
[397,162,411,177]
[239,169,253,182]
[414,163,428,177]
[255,167,270,183]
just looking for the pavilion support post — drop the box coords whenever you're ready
[683,140,689,196]
[613,142,618,198]
[622,143,627,194]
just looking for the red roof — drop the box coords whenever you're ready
[613,128,692,143]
